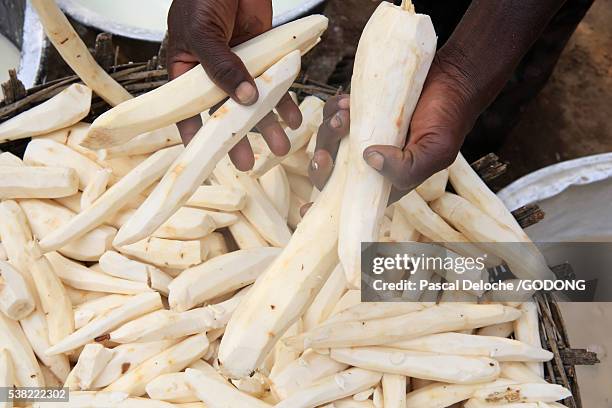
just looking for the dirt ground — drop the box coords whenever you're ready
[499,0,612,183]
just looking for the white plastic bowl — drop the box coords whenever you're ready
[56,0,326,42]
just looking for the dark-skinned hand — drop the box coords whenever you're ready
[167,0,302,171]
[308,53,474,198]
[307,0,567,203]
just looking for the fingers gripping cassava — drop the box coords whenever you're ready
[85,16,328,148]
[338,2,437,287]
[113,51,301,247]
[218,139,350,379]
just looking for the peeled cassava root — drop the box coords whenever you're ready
[338,1,437,288]
[218,139,349,379]
[0,84,91,143]
[0,5,571,407]
[113,51,301,247]
[30,1,131,106]
[84,15,328,149]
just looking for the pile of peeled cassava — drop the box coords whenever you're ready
[0,1,571,407]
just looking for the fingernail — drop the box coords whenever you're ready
[338,97,350,110]
[311,159,319,171]
[331,112,343,129]
[300,202,314,218]
[365,152,384,171]
[235,82,257,105]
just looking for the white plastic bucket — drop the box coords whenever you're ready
[56,0,326,42]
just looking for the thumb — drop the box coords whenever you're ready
[363,131,460,192]
[192,34,259,106]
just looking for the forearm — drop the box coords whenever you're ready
[439,0,567,111]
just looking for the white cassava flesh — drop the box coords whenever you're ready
[117,237,202,269]
[251,96,325,177]
[0,152,24,166]
[92,340,179,389]
[105,334,209,396]
[274,367,382,408]
[72,343,114,390]
[259,164,291,219]
[382,373,406,408]
[81,169,112,209]
[186,185,247,211]
[202,209,239,228]
[324,302,426,326]
[153,207,217,240]
[0,84,92,142]
[38,145,183,253]
[0,312,44,387]
[98,251,152,283]
[473,383,572,404]
[65,286,105,306]
[284,303,521,351]
[416,169,449,202]
[0,166,78,199]
[218,139,349,379]
[396,190,502,266]
[0,243,6,260]
[30,0,131,106]
[27,242,74,345]
[303,264,347,331]
[514,302,545,378]
[45,252,151,294]
[85,15,328,148]
[104,157,150,185]
[46,292,162,355]
[270,350,349,400]
[449,153,526,238]
[200,232,229,258]
[430,193,554,280]
[19,199,116,261]
[330,347,500,384]
[33,391,180,408]
[0,349,14,408]
[110,289,247,343]
[54,192,84,213]
[389,206,421,242]
[404,379,514,408]
[478,322,515,338]
[101,126,182,159]
[185,364,271,408]
[24,138,103,190]
[287,173,314,202]
[338,2,437,288]
[281,149,310,177]
[500,363,548,384]
[0,259,35,320]
[389,332,552,362]
[270,319,303,378]
[214,156,292,247]
[169,247,281,312]
[0,201,71,381]
[330,290,362,317]
[464,400,548,408]
[145,372,198,403]
[62,122,100,162]
[74,294,132,329]
[228,213,269,249]
[114,51,300,246]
